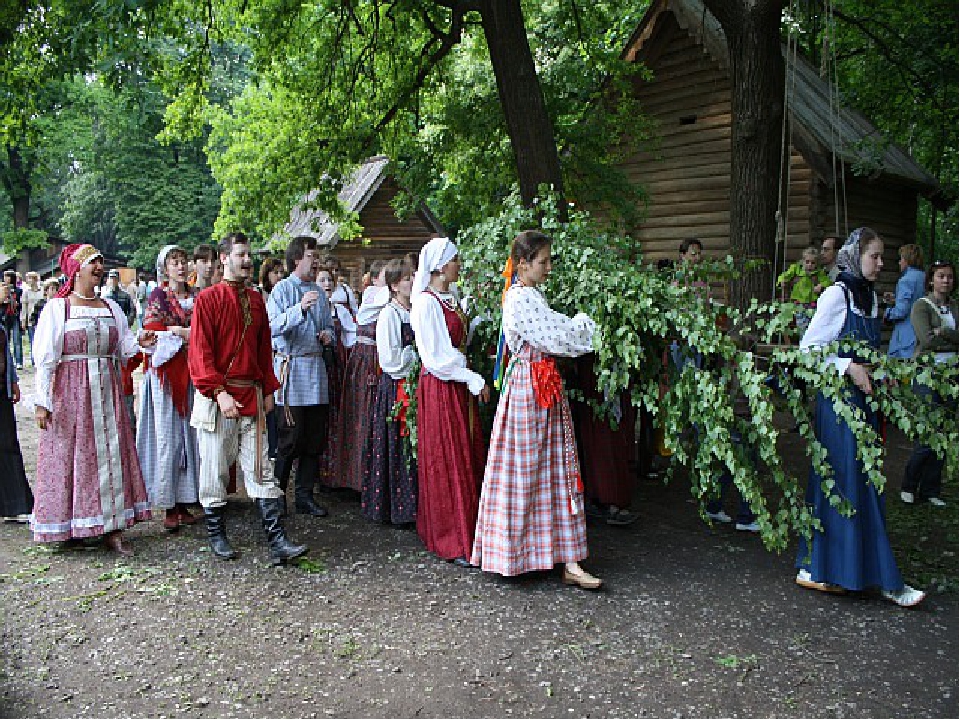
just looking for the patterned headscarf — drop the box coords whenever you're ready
[836,227,879,314]
[56,243,102,298]
[156,244,185,281]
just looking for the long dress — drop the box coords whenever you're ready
[471,285,595,575]
[31,297,151,541]
[329,321,380,491]
[414,289,485,560]
[363,301,418,524]
[136,286,200,510]
[319,308,349,486]
[0,325,33,517]
[573,355,637,510]
[796,283,904,591]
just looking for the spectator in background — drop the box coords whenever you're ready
[777,246,831,305]
[193,244,218,291]
[0,280,33,523]
[258,256,286,460]
[901,260,957,507]
[102,269,137,328]
[883,243,926,359]
[820,235,841,282]
[2,270,23,369]
[20,271,44,367]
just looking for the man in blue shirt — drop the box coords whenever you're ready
[267,236,335,517]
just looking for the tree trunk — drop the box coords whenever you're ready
[3,145,32,229]
[704,0,785,311]
[478,0,566,213]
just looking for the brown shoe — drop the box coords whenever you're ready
[561,565,603,590]
[163,509,180,531]
[176,504,200,525]
[795,569,846,595]
[103,531,133,557]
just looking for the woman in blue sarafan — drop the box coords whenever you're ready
[795,227,925,608]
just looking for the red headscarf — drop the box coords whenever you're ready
[56,243,102,298]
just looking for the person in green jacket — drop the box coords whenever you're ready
[778,246,831,305]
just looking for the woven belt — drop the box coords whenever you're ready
[225,379,266,482]
[274,351,323,425]
[354,336,377,347]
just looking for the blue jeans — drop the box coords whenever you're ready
[5,321,22,366]
[902,383,944,500]
[706,432,757,525]
[27,325,36,366]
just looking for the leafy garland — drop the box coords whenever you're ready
[442,189,959,552]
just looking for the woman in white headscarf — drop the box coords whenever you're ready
[136,244,201,531]
[410,237,490,567]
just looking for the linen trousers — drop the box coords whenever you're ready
[197,413,283,508]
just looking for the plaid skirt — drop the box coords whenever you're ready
[471,350,588,575]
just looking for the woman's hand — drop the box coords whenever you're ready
[479,383,492,404]
[36,406,51,430]
[11,381,20,404]
[846,362,873,395]
[138,330,157,347]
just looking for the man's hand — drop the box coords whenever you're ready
[138,330,158,347]
[36,406,51,430]
[319,329,333,345]
[217,390,243,419]
[300,290,320,311]
[264,394,275,414]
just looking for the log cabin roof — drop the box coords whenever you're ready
[621,0,942,199]
[279,155,445,247]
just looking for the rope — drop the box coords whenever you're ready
[773,0,802,300]
[824,0,847,236]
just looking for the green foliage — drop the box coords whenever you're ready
[454,189,958,552]
[1,228,48,255]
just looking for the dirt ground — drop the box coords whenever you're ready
[1,365,957,719]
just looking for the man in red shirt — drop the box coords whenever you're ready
[188,232,308,564]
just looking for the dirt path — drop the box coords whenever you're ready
[2,366,957,718]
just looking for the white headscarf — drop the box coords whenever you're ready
[412,237,457,299]
[156,244,184,280]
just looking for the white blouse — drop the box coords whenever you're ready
[33,298,143,411]
[331,283,358,347]
[503,285,595,357]
[357,285,390,325]
[411,290,485,395]
[799,284,878,377]
[376,302,417,380]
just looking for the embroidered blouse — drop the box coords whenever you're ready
[503,285,595,357]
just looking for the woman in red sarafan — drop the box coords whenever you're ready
[410,237,490,567]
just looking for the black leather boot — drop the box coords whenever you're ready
[275,460,290,518]
[294,456,327,516]
[255,497,308,565]
[204,506,238,560]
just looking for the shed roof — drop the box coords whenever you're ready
[278,155,445,247]
[622,0,942,197]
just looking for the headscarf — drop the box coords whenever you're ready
[156,244,185,281]
[835,227,878,314]
[56,243,102,298]
[411,237,458,299]
[410,237,458,336]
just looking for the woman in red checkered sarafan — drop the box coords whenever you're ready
[471,231,603,590]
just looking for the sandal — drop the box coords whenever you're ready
[795,569,845,595]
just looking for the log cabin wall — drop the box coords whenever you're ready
[326,177,439,289]
[621,13,733,264]
[819,176,919,295]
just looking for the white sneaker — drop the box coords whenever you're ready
[881,585,926,608]
[735,521,760,533]
[706,510,732,523]
[928,497,946,507]
[900,491,915,504]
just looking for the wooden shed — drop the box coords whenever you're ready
[618,0,943,295]
[279,155,445,288]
